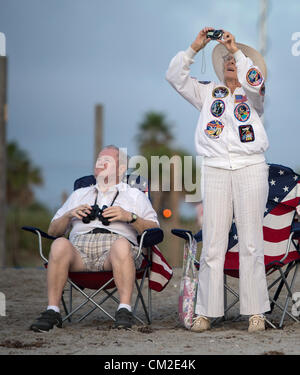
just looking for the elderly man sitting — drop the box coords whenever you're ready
[30,145,159,332]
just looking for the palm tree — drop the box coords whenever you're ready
[6,141,43,207]
[136,112,174,161]
[6,141,43,265]
[136,111,198,207]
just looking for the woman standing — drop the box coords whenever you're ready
[166,27,270,332]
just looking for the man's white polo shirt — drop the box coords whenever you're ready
[51,182,159,245]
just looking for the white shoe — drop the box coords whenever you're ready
[248,314,265,333]
[190,316,210,332]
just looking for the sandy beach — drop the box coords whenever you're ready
[0,267,300,356]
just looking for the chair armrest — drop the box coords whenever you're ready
[194,230,203,243]
[137,228,164,247]
[22,226,58,240]
[171,229,193,242]
[21,226,58,264]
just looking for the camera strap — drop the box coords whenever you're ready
[201,48,206,74]
[94,189,119,207]
[110,189,119,206]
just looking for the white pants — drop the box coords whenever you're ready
[195,163,270,317]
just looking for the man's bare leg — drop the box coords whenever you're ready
[103,238,135,306]
[30,237,86,332]
[47,237,86,307]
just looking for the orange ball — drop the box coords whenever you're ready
[163,209,172,218]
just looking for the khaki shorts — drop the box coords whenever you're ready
[72,232,143,272]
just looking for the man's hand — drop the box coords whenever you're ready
[191,27,214,52]
[217,30,238,54]
[67,204,92,220]
[102,206,159,235]
[48,203,92,237]
[102,206,132,223]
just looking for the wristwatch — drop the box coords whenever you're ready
[128,213,138,224]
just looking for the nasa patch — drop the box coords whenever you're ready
[204,120,224,139]
[234,103,251,122]
[246,68,263,87]
[239,124,255,143]
[212,86,229,98]
[210,100,225,117]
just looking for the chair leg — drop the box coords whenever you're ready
[69,284,73,322]
[211,283,240,326]
[62,279,116,322]
[269,263,294,313]
[134,278,151,325]
[60,264,153,325]
[61,285,72,323]
[148,274,152,324]
[132,266,152,325]
[77,288,119,323]
[214,261,300,329]
[267,263,300,327]
[61,292,71,323]
[265,317,277,329]
[224,274,228,321]
[279,262,299,328]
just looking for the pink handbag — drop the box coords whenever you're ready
[178,239,198,329]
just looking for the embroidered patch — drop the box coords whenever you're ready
[234,103,251,122]
[204,120,224,139]
[235,94,248,103]
[198,80,211,84]
[246,68,263,86]
[259,82,265,96]
[239,125,255,142]
[210,100,225,117]
[212,86,229,98]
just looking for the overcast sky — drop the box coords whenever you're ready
[1,0,299,212]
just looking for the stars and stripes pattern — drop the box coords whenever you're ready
[225,164,300,275]
[140,245,173,292]
[235,94,248,103]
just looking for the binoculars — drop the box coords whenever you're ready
[82,204,111,226]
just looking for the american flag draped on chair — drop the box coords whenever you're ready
[142,245,173,292]
[224,164,300,276]
[221,164,300,328]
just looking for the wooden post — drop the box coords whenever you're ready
[94,104,103,165]
[0,56,7,267]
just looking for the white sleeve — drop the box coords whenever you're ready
[166,46,212,111]
[51,191,78,222]
[233,49,265,117]
[134,191,160,226]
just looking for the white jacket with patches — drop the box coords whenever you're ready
[166,47,269,170]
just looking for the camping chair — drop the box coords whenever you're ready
[172,163,300,329]
[22,173,170,326]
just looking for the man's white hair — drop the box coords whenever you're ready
[101,144,129,166]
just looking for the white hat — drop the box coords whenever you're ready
[212,42,267,82]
